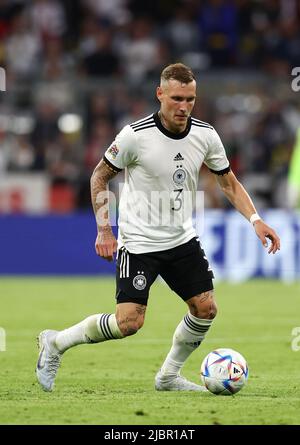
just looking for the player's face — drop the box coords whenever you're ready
[156,79,196,133]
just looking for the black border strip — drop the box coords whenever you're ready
[2,425,298,439]
[209,165,231,175]
[103,156,123,173]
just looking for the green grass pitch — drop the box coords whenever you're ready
[0,277,299,425]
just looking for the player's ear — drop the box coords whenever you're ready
[156,86,163,102]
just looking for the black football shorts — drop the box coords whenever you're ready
[115,237,214,306]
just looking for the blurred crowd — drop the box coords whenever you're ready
[0,0,300,210]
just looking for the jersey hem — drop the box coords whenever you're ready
[117,231,197,254]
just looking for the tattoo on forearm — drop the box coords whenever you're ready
[90,159,119,229]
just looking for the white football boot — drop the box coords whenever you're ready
[155,370,208,392]
[36,330,62,392]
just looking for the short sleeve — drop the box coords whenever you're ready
[103,125,138,171]
[204,128,230,174]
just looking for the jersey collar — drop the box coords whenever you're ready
[153,112,192,140]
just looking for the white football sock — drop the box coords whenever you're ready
[54,313,123,353]
[160,312,213,379]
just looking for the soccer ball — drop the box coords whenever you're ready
[200,348,249,395]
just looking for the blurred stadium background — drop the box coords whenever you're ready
[0,0,299,280]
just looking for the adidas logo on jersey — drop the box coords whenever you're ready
[174,153,184,161]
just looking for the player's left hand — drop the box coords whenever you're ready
[253,220,280,254]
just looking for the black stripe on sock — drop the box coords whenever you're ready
[184,319,208,334]
[100,314,113,340]
[105,314,114,339]
[184,315,210,333]
[103,314,114,339]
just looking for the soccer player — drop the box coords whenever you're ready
[36,63,280,392]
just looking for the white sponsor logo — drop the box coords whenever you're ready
[0,327,6,352]
[291,327,300,351]
[0,67,5,91]
[95,184,205,233]
[291,67,300,92]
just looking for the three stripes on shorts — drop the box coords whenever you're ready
[119,247,130,278]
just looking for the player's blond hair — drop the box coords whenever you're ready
[160,63,195,85]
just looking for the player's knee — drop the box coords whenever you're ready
[119,322,143,337]
[116,316,144,337]
[192,303,217,320]
[115,302,147,337]
[188,292,218,320]
[206,301,217,319]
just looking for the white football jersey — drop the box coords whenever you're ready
[104,112,230,253]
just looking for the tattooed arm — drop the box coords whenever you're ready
[90,159,120,261]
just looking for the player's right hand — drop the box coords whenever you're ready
[95,229,118,262]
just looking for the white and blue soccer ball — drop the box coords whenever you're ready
[200,348,249,395]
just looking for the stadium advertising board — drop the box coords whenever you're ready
[0,210,299,280]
